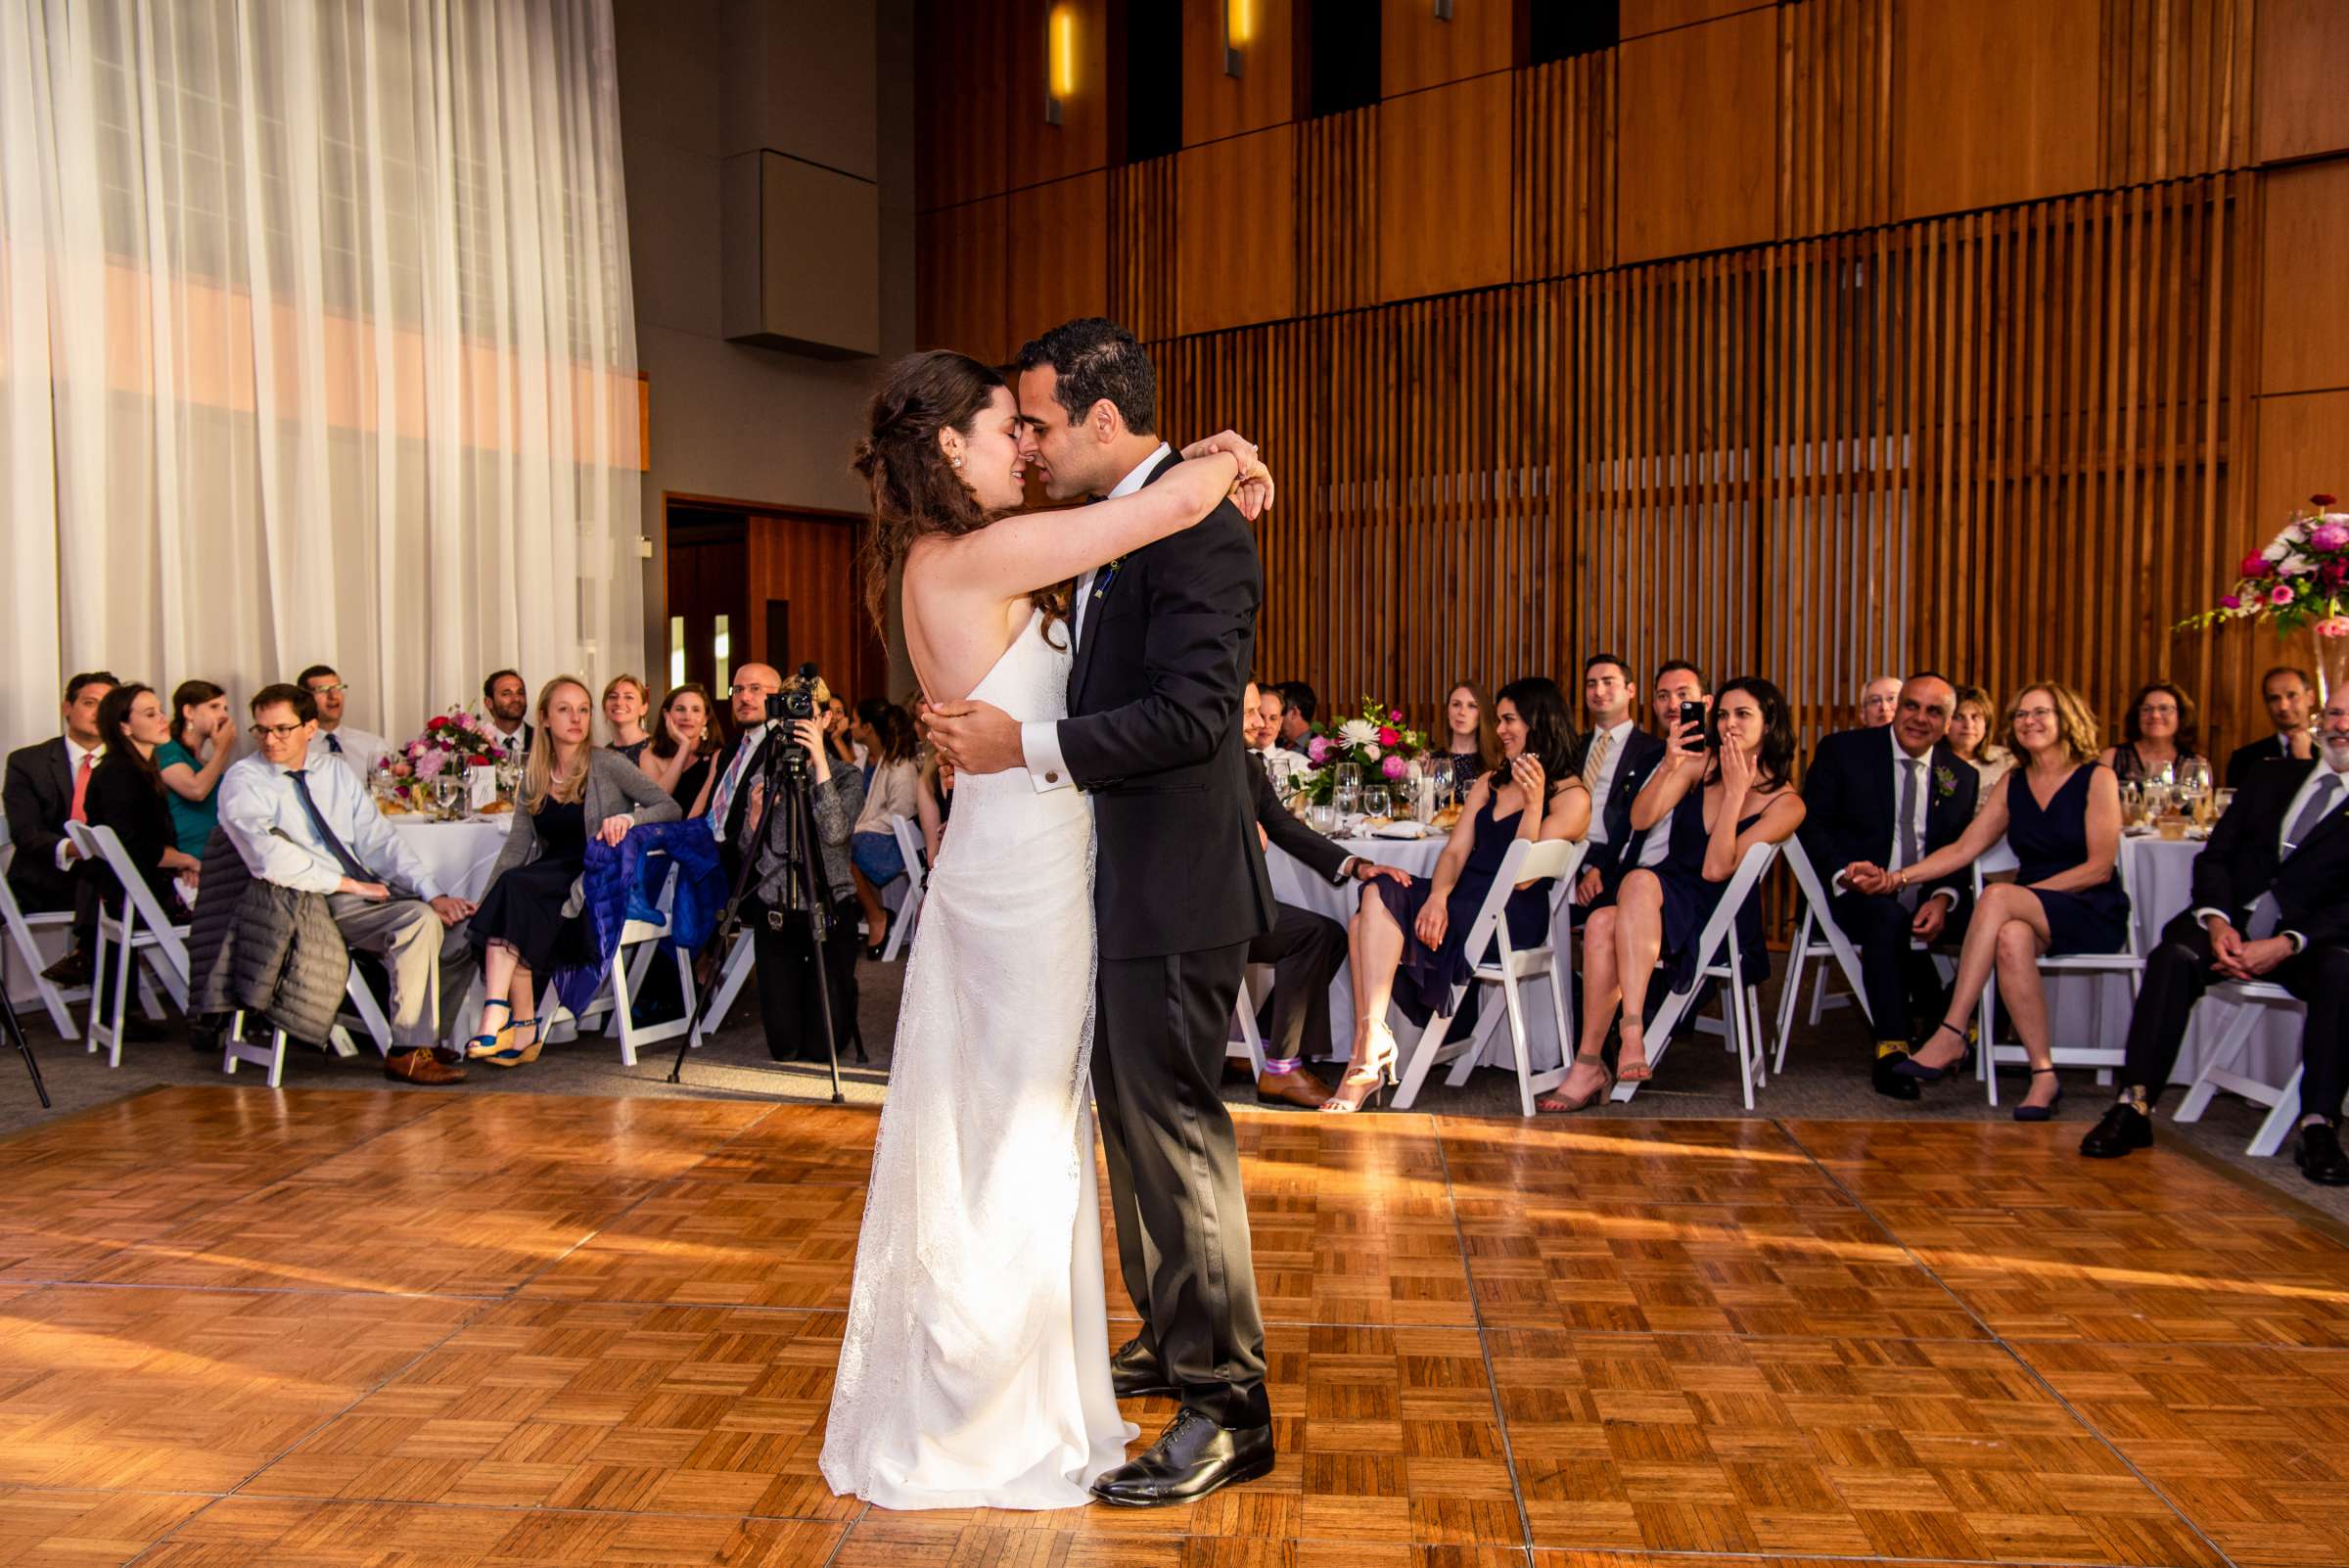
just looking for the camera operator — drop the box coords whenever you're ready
[704,663,865,1064]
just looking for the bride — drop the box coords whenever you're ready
[818,349,1269,1510]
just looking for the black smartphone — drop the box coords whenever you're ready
[1678,700,1709,752]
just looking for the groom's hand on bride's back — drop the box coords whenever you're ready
[924,699,1025,775]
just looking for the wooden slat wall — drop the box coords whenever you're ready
[915,0,2345,769]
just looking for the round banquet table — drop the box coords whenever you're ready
[1265,832,1568,1074]
[2120,835,2298,1089]
[386,815,511,902]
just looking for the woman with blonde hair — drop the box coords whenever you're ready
[464,676,681,1067]
[602,673,653,763]
[1850,681,2126,1120]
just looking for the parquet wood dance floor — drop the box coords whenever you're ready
[0,1087,2339,1567]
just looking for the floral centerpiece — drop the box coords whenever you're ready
[1289,697,1429,806]
[2180,492,2349,695]
[376,708,514,814]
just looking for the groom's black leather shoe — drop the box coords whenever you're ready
[1109,1336,1178,1400]
[1090,1407,1274,1507]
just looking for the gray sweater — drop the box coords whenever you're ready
[485,747,683,915]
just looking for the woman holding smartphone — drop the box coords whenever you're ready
[1329,676,1589,1112]
[1544,676,1804,1111]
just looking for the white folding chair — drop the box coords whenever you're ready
[694,931,759,1049]
[222,969,401,1088]
[2173,980,2310,1157]
[1774,838,1869,1068]
[68,822,191,1067]
[1974,837,2144,1107]
[1393,838,1584,1118]
[1610,841,1782,1110]
[1228,965,1272,1077]
[0,820,85,1038]
[543,852,702,1067]
[882,814,925,961]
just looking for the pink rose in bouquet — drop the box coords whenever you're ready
[2241,551,2272,577]
[2317,615,2349,639]
[1308,735,1335,763]
[1377,725,1402,747]
[2312,522,2349,553]
[416,748,448,779]
[2271,584,2296,606]
[1388,709,1404,722]
[1380,754,1407,781]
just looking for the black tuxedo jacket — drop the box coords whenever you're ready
[2225,733,2301,787]
[1798,726,1978,904]
[2,737,76,909]
[1060,452,1275,960]
[1583,727,1668,893]
[2192,758,2349,949]
[1248,753,1351,885]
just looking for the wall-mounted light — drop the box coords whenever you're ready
[1223,0,1250,77]
[1045,3,1076,124]
[1433,0,1454,18]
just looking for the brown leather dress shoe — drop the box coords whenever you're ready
[1255,1066,1331,1108]
[384,1046,467,1084]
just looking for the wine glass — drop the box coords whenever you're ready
[1363,785,1392,820]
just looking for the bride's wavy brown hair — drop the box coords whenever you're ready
[853,349,1068,641]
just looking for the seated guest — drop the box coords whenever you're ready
[1274,680,1317,753]
[2099,679,2207,785]
[1860,675,1903,728]
[464,677,679,1068]
[823,694,863,771]
[2226,665,2316,783]
[1794,673,1978,1100]
[1571,653,1665,911]
[1438,682,1499,774]
[1337,677,1589,1113]
[846,698,919,958]
[643,682,721,809]
[156,679,233,858]
[2082,689,2349,1179]
[704,664,864,1063]
[217,683,478,1082]
[1649,661,1710,739]
[1246,674,1308,787]
[914,748,954,862]
[1239,678,1408,1108]
[1547,677,1804,1110]
[481,669,533,758]
[6,670,117,983]
[602,674,652,763]
[84,683,203,926]
[298,666,387,782]
[1856,683,2126,1119]
[1947,683,2015,809]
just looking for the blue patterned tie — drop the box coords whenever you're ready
[288,769,373,883]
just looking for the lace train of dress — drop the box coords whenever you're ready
[820,609,1136,1510]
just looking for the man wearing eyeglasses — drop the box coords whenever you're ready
[297,665,388,785]
[216,683,477,1083]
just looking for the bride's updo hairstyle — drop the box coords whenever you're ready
[854,349,1006,634]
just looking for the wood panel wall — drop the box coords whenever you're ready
[914,0,2345,767]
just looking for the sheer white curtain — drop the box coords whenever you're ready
[0,0,640,749]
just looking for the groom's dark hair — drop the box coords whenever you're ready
[1015,317,1157,435]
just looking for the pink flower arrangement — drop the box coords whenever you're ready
[380,706,513,784]
[2183,492,2349,640]
[1290,696,1431,807]
[2319,616,2349,640]
[1380,755,1407,781]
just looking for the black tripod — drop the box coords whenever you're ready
[4,983,49,1109]
[668,715,846,1103]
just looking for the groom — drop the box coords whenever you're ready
[926,316,1278,1505]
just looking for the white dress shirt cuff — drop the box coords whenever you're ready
[54,839,73,873]
[2284,930,2308,954]
[1333,854,1359,885]
[1022,721,1075,794]
[2192,906,2230,932]
[1927,887,1958,907]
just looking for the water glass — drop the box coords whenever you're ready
[1334,783,1360,817]
[1336,762,1361,796]
[1363,785,1392,820]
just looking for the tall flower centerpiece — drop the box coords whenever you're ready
[1290,697,1429,806]
[2180,492,2349,698]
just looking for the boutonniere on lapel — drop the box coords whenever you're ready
[1091,556,1128,609]
[1934,765,1959,801]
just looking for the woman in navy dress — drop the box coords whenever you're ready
[1857,681,2124,1119]
[1334,676,1591,1112]
[1545,676,1805,1111]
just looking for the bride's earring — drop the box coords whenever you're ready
[951,455,963,469]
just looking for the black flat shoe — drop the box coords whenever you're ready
[1109,1335,1177,1400]
[2012,1066,2062,1123]
[2297,1121,2349,1186]
[1089,1407,1274,1508]
[2079,1102,2153,1159]
[1870,1051,1921,1101]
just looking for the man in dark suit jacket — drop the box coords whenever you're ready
[925,318,1278,1505]
[1571,654,1668,910]
[1237,679,1409,1109]
[1796,673,1979,1099]
[2223,664,2316,785]
[2083,691,2349,1181]
[4,670,117,982]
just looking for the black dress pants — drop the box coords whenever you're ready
[749,894,860,1063]
[1246,901,1346,1063]
[2124,911,2349,1114]
[1829,890,1953,1045]
[1092,938,1269,1428]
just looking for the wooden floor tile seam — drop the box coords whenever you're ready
[1771,1119,2247,1568]
[1434,1112,1539,1557]
[117,1490,229,1568]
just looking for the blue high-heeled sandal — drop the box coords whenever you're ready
[463,998,513,1061]
[478,1015,539,1069]
[1894,1021,1976,1083]
[2012,1066,2064,1123]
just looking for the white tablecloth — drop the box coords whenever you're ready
[386,816,511,902]
[2116,835,2299,1088]
[1265,832,1566,1073]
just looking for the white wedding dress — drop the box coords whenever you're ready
[821,607,1136,1510]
